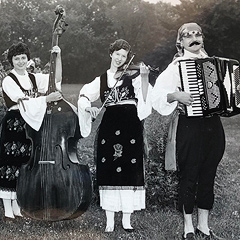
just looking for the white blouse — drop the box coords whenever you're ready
[151,49,209,116]
[2,69,61,131]
[78,69,152,137]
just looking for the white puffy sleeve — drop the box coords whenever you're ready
[132,75,153,120]
[2,74,48,131]
[18,97,47,131]
[77,77,100,137]
[151,62,180,115]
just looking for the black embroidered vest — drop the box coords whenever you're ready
[3,72,38,109]
[100,72,138,105]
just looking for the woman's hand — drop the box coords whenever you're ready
[167,91,194,106]
[51,46,62,83]
[140,63,150,101]
[46,91,63,103]
[140,62,150,78]
[85,107,100,119]
[51,46,61,55]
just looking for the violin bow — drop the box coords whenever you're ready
[98,54,135,112]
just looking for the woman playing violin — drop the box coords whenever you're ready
[78,39,152,232]
[0,42,62,221]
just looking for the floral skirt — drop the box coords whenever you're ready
[0,110,31,195]
[96,104,145,190]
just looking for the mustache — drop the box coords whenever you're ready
[189,41,201,47]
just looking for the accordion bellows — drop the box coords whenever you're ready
[179,57,240,117]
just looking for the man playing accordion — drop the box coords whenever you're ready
[151,23,225,240]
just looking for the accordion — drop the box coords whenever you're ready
[179,57,240,117]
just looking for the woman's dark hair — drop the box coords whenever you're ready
[7,42,30,67]
[109,39,132,62]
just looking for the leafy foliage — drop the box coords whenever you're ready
[1,0,240,83]
[144,110,179,210]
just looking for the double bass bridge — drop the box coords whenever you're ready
[38,161,55,164]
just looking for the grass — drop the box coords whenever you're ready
[0,84,239,239]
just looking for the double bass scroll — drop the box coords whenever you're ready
[16,5,93,221]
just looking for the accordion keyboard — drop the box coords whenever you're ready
[179,57,240,117]
[179,60,203,116]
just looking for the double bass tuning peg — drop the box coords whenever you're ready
[54,5,65,15]
[53,5,68,35]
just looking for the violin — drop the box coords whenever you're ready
[114,61,160,82]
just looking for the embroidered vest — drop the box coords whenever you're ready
[3,72,38,109]
[100,72,138,105]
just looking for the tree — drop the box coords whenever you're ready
[1,0,240,83]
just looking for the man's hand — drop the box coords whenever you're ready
[167,91,194,106]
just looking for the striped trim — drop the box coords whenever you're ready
[99,186,145,190]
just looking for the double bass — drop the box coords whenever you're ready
[17,5,92,221]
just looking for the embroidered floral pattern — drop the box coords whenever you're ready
[116,167,122,172]
[0,165,19,181]
[131,158,137,164]
[101,139,106,144]
[103,89,115,104]
[101,157,106,163]
[4,141,31,157]
[7,117,25,132]
[23,89,38,98]
[130,139,136,144]
[115,130,120,135]
[118,87,130,101]
[113,143,123,160]
[104,87,131,105]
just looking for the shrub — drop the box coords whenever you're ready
[144,110,179,210]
